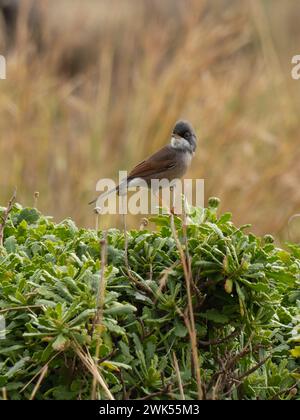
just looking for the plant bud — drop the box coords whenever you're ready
[241,259,250,271]
[225,278,233,294]
[208,197,221,209]
[264,234,274,244]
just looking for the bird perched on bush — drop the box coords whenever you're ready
[89,120,197,207]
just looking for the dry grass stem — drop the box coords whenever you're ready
[170,187,203,400]
[73,342,114,400]
[29,364,48,400]
[0,190,17,247]
[173,352,185,400]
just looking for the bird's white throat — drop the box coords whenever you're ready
[171,136,191,151]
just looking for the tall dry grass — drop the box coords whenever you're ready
[0,0,299,240]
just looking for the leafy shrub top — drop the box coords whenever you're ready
[0,203,299,400]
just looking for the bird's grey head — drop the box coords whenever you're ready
[171,120,197,153]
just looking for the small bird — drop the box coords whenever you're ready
[89,120,197,206]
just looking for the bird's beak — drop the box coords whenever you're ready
[172,133,182,140]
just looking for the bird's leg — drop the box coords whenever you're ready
[170,186,175,215]
[94,207,102,232]
[153,191,164,211]
[182,194,189,217]
[121,196,129,269]
[153,189,174,215]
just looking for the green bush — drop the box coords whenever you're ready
[0,202,299,400]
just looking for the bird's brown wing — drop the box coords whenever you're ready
[127,145,177,181]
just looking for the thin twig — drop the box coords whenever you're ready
[72,341,114,400]
[94,207,101,232]
[153,262,179,305]
[170,187,203,400]
[122,196,129,269]
[173,352,185,400]
[119,369,127,400]
[92,232,108,334]
[20,352,61,393]
[181,196,204,305]
[220,355,271,399]
[91,231,108,399]
[0,189,17,247]
[0,305,43,314]
[33,191,39,209]
[138,385,173,400]
[211,374,223,400]
[29,364,48,400]
[225,334,255,371]
[271,382,299,400]
[207,335,263,399]
[121,266,154,297]
[181,194,192,278]
[2,387,7,400]
[199,328,241,346]
[237,355,270,381]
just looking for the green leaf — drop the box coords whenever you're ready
[52,335,69,351]
[17,208,40,225]
[200,309,229,324]
[174,322,188,337]
[290,347,300,358]
[6,358,30,378]
[104,302,137,316]
[218,212,232,223]
[0,376,7,387]
[4,236,17,253]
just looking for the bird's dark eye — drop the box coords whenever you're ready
[184,131,190,139]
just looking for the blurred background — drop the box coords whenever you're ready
[0,0,299,241]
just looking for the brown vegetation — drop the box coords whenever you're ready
[0,0,299,240]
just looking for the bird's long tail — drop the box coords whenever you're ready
[88,179,129,206]
[88,186,118,206]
